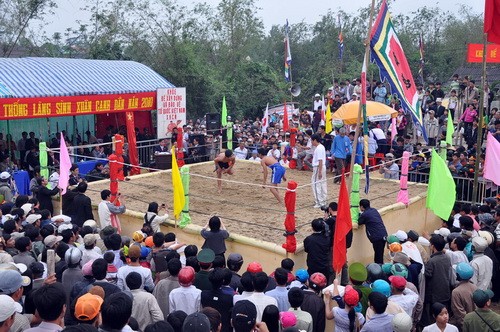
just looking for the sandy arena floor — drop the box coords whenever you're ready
[86,162,428,244]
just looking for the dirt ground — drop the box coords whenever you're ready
[86,162,428,245]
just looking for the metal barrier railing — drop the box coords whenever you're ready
[407,171,499,204]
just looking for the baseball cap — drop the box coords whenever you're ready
[50,214,71,223]
[197,249,215,264]
[389,275,407,290]
[144,236,154,248]
[25,214,41,224]
[58,223,73,233]
[82,220,98,229]
[314,93,320,97]
[348,262,367,282]
[385,153,395,159]
[395,230,408,242]
[246,262,263,273]
[83,234,98,246]
[21,203,33,217]
[99,226,117,238]
[227,253,243,264]
[82,260,94,276]
[0,270,30,294]
[30,262,45,276]
[43,235,63,248]
[392,252,410,266]
[231,300,257,330]
[128,245,141,258]
[182,312,211,332]
[295,269,309,283]
[75,293,103,321]
[434,227,451,238]
[280,311,297,328]
[0,172,11,180]
[392,313,413,332]
[387,235,400,244]
[471,236,488,253]
[132,231,145,243]
[472,289,494,307]
[0,294,19,322]
[436,98,442,102]
[343,285,360,307]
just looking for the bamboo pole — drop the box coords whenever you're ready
[472,33,487,203]
[348,0,376,193]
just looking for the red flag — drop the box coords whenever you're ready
[176,126,185,167]
[283,102,289,132]
[282,181,298,253]
[126,112,140,176]
[485,0,500,44]
[333,171,352,274]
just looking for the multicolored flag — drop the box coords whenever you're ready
[370,0,427,142]
[338,16,344,60]
[361,58,370,193]
[418,33,425,76]
[284,20,292,82]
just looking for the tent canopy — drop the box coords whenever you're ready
[0,57,173,98]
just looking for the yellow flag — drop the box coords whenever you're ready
[325,102,333,134]
[171,147,185,219]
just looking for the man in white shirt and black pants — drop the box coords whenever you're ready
[311,134,327,208]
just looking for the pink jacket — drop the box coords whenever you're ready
[460,108,477,123]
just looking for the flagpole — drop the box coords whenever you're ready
[348,0,376,194]
[472,33,487,203]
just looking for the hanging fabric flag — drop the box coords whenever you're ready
[361,58,370,193]
[283,102,289,132]
[338,16,344,60]
[418,33,425,76]
[171,146,185,220]
[262,103,269,134]
[58,133,71,195]
[445,111,454,147]
[390,117,397,146]
[282,181,298,253]
[179,166,192,228]
[221,96,227,128]
[484,132,500,185]
[284,20,292,82]
[370,0,427,141]
[397,151,410,206]
[426,149,456,220]
[485,0,500,44]
[39,142,49,187]
[350,164,362,224]
[227,119,233,150]
[126,112,141,175]
[325,103,333,134]
[333,171,352,274]
[176,126,185,167]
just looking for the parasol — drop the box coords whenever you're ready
[332,101,397,125]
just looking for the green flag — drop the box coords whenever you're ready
[39,142,49,187]
[350,164,362,223]
[445,111,454,146]
[221,96,227,127]
[179,166,192,228]
[426,149,456,220]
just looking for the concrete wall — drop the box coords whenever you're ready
[55,184,440,272]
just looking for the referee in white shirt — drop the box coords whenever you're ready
[311,134,327,208]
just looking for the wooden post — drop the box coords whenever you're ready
[348,0,376,193]
[472,33,487,204]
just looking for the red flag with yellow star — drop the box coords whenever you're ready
[126,112,141,175]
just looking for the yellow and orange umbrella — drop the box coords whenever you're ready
[331,101,398,125]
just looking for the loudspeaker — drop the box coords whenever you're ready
[205,113,221,132]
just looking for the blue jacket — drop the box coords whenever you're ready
[331,135,352,159]
[358,207,388,242]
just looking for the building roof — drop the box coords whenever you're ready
[453,65,500,84]
[0,57,174,98]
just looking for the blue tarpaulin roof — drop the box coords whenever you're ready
[0,57,174,98]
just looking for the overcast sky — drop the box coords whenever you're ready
[40,0,484,37]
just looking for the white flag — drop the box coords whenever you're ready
[262,103,269,134]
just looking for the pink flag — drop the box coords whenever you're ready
[58,133,71,195]
[397,151,410,205]
[390,117,397,145]
[484,132,500,185]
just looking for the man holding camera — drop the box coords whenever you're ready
[98,189,127,232]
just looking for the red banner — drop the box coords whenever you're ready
[0,92,156,120]
[126,112,141,176]
[467,43,500,63]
